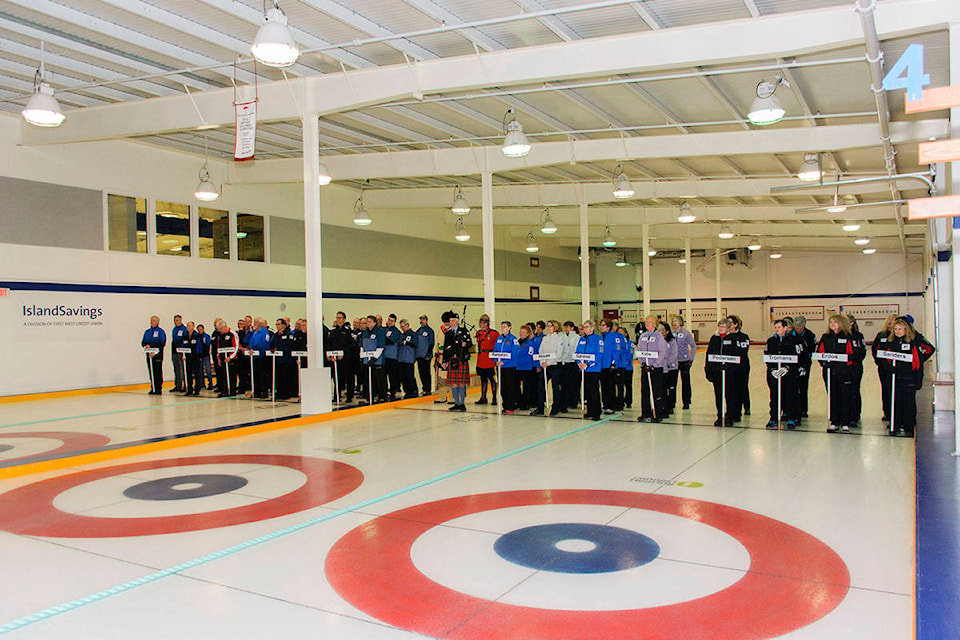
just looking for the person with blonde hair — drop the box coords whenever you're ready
[871,314,899,423]
[539,320,565,416]
[636,315,668,423]
[815,314,866,433]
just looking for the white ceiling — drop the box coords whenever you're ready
[0,0,953,257]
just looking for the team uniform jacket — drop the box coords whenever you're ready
[398,329,418,364]
[662,338,679,373]
[880,336,935,383]
[493,333,520,368]
[516,336,541,371]
[574,333,603,373]
[764,333,803,371]
[215,329,238,365]
[171,325,188,350]
[815,331,866,374]
[141,327,167,354]
[635,330,667,370]
[361,327,386,365]
[704,332,748,382]
[601,330,625,369]
[415,325,435,360]
[673,329,696,363]
[383,325,401,360]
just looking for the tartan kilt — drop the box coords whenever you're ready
[446,360,471,386]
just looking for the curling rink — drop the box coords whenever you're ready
[0,358,923,640]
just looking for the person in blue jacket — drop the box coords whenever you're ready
[516,324,543,414]
[197,323,213,390]
[575,319,603,420]
[494,321,520,414]
[397,319,419,399]
[249,319,273,399]
[415,315,435,396]
[170,314,188,393]
[383,314,401,400]
[141,315,166,394]
[618,327,635,409]
[599,319,624,414]
[361,315,387,403]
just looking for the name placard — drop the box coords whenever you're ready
[574,353,596,362]
[142,348,159,355]
[811,352,848,362]
[877,350,913,363]
[361,349,382,359]
[707,354,741,364]
[491,352,512,360]
[327,350,344,357]
[245,349,260,357]
[292,351,309,357]
[635,350,660,359]
[763,355,798,364]
[218,347,237,355]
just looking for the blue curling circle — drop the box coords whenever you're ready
[494,522,660,574]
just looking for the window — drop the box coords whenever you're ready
[198,208,229,259]
[107,194,146,253]
[237,213,264,262]
[156,201,190,256]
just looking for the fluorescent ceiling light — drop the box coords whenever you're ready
[841,222,861,232]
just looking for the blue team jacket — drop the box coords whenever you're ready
[398,330,418,364]
[494,333,520,369]
[383,325,401,360]
[415,325,435,359]
[361,327,386,365]
[575,333,603,373]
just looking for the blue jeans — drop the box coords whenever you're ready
[201,356,213,387]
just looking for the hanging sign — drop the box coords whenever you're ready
[234,100,257,161]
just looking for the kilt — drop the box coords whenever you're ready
[446,361,471,386]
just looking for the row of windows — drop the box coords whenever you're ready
[106,195,265,262]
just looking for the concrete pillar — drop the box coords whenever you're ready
[580,201,590,320]
[642,223,651,317]
[481,171,495,321]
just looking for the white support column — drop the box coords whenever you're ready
[684,239,692,321]
[715,248,723,321]
[580,200,590,320]
[300,113,332,415]
[146,198,156,255]
[950,21,960,452]
[189,204,200,259]
[482,171,495,321]
[642,223,651,317]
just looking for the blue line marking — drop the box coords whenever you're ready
[0,413,621,634]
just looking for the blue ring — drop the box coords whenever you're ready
[494,522,660,574]
[122,474,249,501]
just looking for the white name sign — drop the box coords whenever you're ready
[574,353,596,362]
[218,347,237,355]
[245,350,260,357]
[491,352,513,360]
[142,348,159,355]
[707,354,741,364]
[175,348,192,355]
[635,350,660,359]
[361,349,382,359]
[327,350,344,357]
[877,350,913,363]
[763,355,798,364]
[292,351,308,357]
[811,352,848,363]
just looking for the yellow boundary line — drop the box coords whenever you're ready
[0,382,159,404]
[0,386,479,481]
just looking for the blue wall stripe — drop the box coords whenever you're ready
[0,413,621,635]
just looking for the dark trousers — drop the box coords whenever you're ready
[399,362,417,397]
[519,369,538,409]
[879,368,892,419]
[824,368,857,427]
[711,369,739,421]
[500,367,518,410]
[417,357,432,395]
[892,374,918,432]
[236,355,251,393]
[333,358,354,400]
[563,362,580,409]
[665,369,679,412]
[600,368,618,411]
[584,371,601,418]
[477,367,496,401]
[214,361,225,393]
[614,369,627,409]
[275,361,296,399]
[852,365,864,423]
[547,365,563,413]
[726,369,746,420]
[385,358,399,397]
[364,364,387,402]
[147,354,163,393]
[677,360,693,407]
[254,358,271,398]
[186,356,201,393]
[766,367,798,421]
[623,368,634,408]
[172,351,185,391]
[797,363,811,415]
[640,366,666,419]
[219,359,238,395]
[741,367,751,413]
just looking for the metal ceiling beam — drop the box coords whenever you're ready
[229,119,947,183]
[402,0,504,52]
[0,55,138,104]
[629,3,664,30]
[696,74,750,131]
[619,81,690,133]
[197,0,375,70]
[743,1,762,18]
[501,96,582,139]
[4,0,257,85]
[22,0,960,145]
[336,111,455,147]
[299,0,437,61]
[515,0,581,41]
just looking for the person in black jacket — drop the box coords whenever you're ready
[871,314,898,423]
[183,321,201,396]
[704,318,748,427]
[272,318,296,400]
[327,312,353,402]
[847,314,866,427]
[764,319,803,429]
[792,316,816,420]
[727,315,751,417]
[815,314,866,433]
[880,317,935,437]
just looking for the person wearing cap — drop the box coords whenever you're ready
[474,314,498,405]
[441,312,473,411]
[494,321,520,413]
[671,315,695,410]
[415,315,435,396]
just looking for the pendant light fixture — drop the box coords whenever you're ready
[862,248,877,254]
[769,247,783,259]
[602,226,617,248]
[797,153,823,182]
[842,222,861,232]
[854,237,870,246]
[540,209,558,235]
[317,159,332,186]
[747,78,786,126]
[718,222,734,239]
[353,188,371,226]
[22,43,65,128]
[194,162,220,202]
[454,217,470,242]
[451,185,470,215]
[612,163,635,199]
[648,248,658,257]
[525,232,539,253]
[825,179,847,213]
[501,109,531,158]
[251,1,300,68]
[615,253,628,267]
[747,237,762,251]
[677,201,696,224]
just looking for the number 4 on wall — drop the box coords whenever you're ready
[882,43,930,102]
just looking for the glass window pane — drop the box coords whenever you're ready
[199,207,229,259]
[156,201,190,257]
[107,194,146,253]
[237,213,264,262]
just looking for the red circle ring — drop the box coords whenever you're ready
[0,454,363,538]
[326,489,850,640]
[0,431,111,465]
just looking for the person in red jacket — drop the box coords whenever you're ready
[214,319,239,397]
[879,317,936,437]
[815,314,866,433]
[474,314,498,405]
